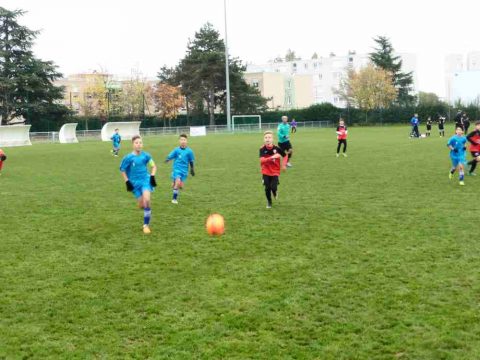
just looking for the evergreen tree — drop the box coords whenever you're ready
[158,23,267,125]
[0,7,69,125]
[369,36,415,106]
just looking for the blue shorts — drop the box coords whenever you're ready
[131,179,153,199]
[171,170,187,183]
[450,155,466,167]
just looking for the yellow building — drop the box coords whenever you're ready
[55,72,157,116]
[55,72,111,114]
[244,72,313,110]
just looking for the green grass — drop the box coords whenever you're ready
[1,127,480,359]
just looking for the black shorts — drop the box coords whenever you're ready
[278,141,292,152]
[471,151,480,158]
[426,126,431,131]
[262,175,279,188]
[439,126,444,130]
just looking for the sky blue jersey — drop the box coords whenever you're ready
[120,151,153,183]
[277,123,290,143]
[167,147,195,174]
[111,133,121,147]
[447,135,467,157]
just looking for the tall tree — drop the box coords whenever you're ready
[369,36,415,106]
[158,23,268,125]
[285,49,299,62]
[0,7,69,125]
[348,64,397,121]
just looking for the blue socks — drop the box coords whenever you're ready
[173,189,179,200]
[459,171,464,181]
[144,207,151,225]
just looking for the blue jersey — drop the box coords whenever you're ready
[120,151,153,183]
[167,147,195,175]
[111,133,121,147]
[447,135,467,157]
[410,117,419,126]
[277,123,290,143]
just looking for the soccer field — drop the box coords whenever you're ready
[1,126,480,358]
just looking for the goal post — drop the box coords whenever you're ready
[231,115,261,132]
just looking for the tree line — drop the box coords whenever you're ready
[1,5,479,132]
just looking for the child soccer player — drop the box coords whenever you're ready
[336,118,348,157]
[426,116,432,137]
[277,115,293,168]
[447,127,467,186]
[0,148,6,175]
[438,115,446,137]
[120,135,157,234]
[165,134,195,204]
[466,121,480,175]
[111,128,121,157]
[259,131,286,209]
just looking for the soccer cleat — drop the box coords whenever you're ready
[274,192,278,200]
[468,172,476,176]
[343,153,347,157]
[449,172,453,180]
[286,162,292,167]
[266,202,272,209]
[336,153,339,157]
[171,199,178,204]
[143,225,151,234]
[459,181,465,186]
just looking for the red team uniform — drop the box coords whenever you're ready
[466,128,480,174]
[259,144,286,208]
[0,149,5,173]
[336,124,348,155]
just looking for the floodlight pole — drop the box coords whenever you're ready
[224,0,232,131]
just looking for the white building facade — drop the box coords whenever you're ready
[246,52,418,108]
[446,52,480,104]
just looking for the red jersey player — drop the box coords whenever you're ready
[466,120,480,175]
[259,131,286,209]
[0,148,6,175]
[336,118,348,157]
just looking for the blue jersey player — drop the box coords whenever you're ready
[165,134,195,204]
[111,128,121,157]
[120,135,157,234]
[447,127,467,186]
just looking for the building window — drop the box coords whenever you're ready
[252,80,259,88]
[318,74,322,80]
[349,57,353,62]
[304,63,308,69]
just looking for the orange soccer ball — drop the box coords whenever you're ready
[206,214,225,236]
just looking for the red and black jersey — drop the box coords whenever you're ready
[336,125,348,140]
[259,144,286,176]
[467,130,480,152]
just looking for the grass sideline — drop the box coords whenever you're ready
[1,126,480,359]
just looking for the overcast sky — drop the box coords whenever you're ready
[3,0,480,97]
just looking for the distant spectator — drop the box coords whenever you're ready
[463,113,471,133]
[290,118,297,133]
[454,110,464,130]
[410,113,420,138]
